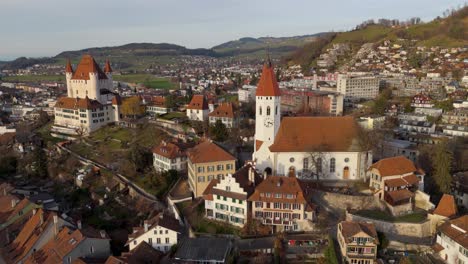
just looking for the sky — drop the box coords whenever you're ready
[0,0,465,60]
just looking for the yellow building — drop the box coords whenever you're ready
[187,141,236,197]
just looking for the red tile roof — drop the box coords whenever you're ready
[339,221,378,242]
[256,61,281,97]
[438,215,468,248]
[433,194,458,218]
[71,55,108,81]
[5,209,55,263]
[26,226,109,264]
[187,95,208,110]
[112,94,122,105]
[255,140,263,151]
[369,156,417,177]
[208,103,235,118]
[248,176,307,204]
[104,60,112,73]
[187,141,236,164]
[66,59,73,73]
[152,140,191,159]
[269,117,360,152]
[385,189,414,204]
[56,97,103,110]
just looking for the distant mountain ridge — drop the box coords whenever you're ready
[1,33,331,70]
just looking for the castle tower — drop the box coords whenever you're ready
[65,59,74,97]
[104,59,112,80]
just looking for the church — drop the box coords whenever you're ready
[253,60,372,181]
[52,55,122,138]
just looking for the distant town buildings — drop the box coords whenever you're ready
[337,74,379,100]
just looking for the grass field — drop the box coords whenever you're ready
[113,74,176,89]
[2,75,65,82]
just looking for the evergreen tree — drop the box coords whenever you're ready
[209,120,228,142]
[432,140,453,193]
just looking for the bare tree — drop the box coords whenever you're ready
[303,143,332,180]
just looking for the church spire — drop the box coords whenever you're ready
[255,54,281,97]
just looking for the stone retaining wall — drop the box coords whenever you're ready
[346,211,432,239]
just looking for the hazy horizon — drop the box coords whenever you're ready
[0,0,465,61]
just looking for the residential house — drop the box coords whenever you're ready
[368,156,425,216]
[434,215,468,264]
[152,140,193,172]
[146,96,169,116]
[186,95,209,121]
[208,103,237,128]
[187,141,236,197]
[105,242,163,264]
[337,221,379,264]
[442,109,468,126]
[411,93,434,108]
[248,175,316,232]
[442,125,468,137]
[173,237,232,264]
[452,172,468,211]
[203,163,262,227]
[25,226,111,264]
[127,213,182,253]
[399,120,435,134]
[0,196,41,247]
[3,209,72,264]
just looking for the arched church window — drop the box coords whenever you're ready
[259,107,262,115]
[275,106,278,115]
[267,106,271,116]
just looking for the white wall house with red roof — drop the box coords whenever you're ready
[186,94,209,122]
[52,56,122,137]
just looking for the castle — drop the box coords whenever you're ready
[52,55,122,138]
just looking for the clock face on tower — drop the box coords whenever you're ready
[264,117,273,127]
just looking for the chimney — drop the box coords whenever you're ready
[248,166,255,186]
[33,209,37,215]
[100,230,106,239]
[159,213,164,220]
[53,214,58,236]
[144,220,149,232]
[11,199,17,208]
[39,211,44,225]
[77,220,82,230]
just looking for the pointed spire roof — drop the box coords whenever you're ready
[104,59,112,73]
[255,58,281,97]
[65,59,73,73]
[71,55,107,80]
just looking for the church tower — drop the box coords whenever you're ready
[253,58,281,173]
[254,59,281,145]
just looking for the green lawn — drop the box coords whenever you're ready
[160,112,186,120]
[2,75,65,82]
[113,74,176,89]
[355,210,427,223]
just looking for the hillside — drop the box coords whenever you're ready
[1,34,329,71]
[212,33,329,56]
[285,7,468,69]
